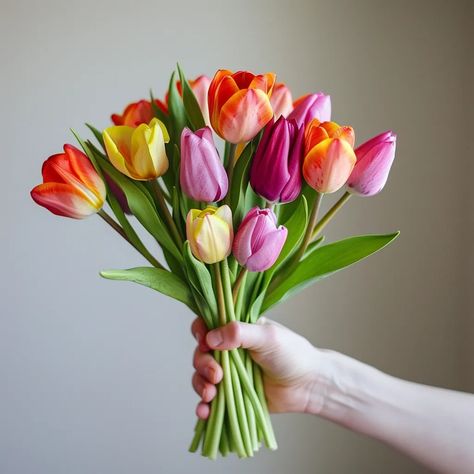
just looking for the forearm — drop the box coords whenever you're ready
[307,350,474,474]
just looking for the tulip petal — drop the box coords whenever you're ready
[304,138,356,193]
[218,89,273,143]
[103,126,134,177]
[245,226,288,272]
[31,182,100,219]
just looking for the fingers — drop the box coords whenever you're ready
[192,373,217,402]
[196,402,210,420]
[193,348,223,384]
[206,320,274,351]
[191,317,210,352]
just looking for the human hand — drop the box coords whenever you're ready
[191,317,321,419]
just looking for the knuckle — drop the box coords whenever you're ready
[227,321,241,345]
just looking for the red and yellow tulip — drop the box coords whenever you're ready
[30,144,106,219]
[111,99,167,127]
[103,118,169,181]
[208,69,276,143]
[303,120,356,193]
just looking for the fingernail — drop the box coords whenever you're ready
[207,329,223,347]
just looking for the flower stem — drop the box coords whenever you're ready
[224,144,237,206]
[232,267,248,304]
[150,179,183,249]
[97,209,163,269]
[312,191,352,239]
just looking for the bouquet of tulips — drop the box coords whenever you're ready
[31,65,398,459]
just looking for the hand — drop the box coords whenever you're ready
[191,317,321,419]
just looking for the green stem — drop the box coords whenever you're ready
[245,352,258,451]
[224,144,237,206]
[150,180,183,249]
[97,210,163,269]
[232,267,248,305]
[312,191,352,239]
[189,419,206,453]
[213,263,246,457]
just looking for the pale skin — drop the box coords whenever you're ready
[191,317,474,474]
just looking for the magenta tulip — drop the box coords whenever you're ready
[287,93,331,127]
[347,131,396,196]
[233,207,287,272]
[180,127,228,202]
[249,116,304,203]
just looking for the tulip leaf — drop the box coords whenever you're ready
[150,90,170,127]
[85,123,105,150]
[303,235,325,258]
[100,267,196,312]
[177,63,206,131]
[167,70,188,144]
[183,242,218,324]
[231,141,254,225]
[268,195,308,277]
[262,232,400,313]
[95,157,182,263]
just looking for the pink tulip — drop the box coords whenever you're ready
[347,131,396,196]
[270,83,293,118]
[233,207,288,272]
[287,93,331,127]
[180,127,228,202]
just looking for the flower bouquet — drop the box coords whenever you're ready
[31,65,398,459]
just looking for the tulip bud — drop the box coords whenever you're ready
[180,127,228,202]
[111,99,167,127]
[303,120,356,194]
[250,116,304,203]
[208,69,276,143]
[270,83,293,118]
[186,205,233,264]
[233,207,287,272]
[287,93,331,127]
[31,144,106,219]
[103,118,169,181]
[347,131,397,196]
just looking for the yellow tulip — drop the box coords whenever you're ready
[103,118,169,180]
[186,205,233,264]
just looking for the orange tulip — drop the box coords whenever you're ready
[303,120,356,193]
[208,69,276,143]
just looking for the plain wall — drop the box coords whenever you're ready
[1,0,472,473]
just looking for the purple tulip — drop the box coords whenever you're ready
[104,172,131,214]
[347,131,397,196]
[180,127,228,202]
[233,207,288,272]
[287,93,331,127]
[250,116,304,203]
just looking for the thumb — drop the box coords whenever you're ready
[206,319,274,351]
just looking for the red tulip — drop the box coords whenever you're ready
[31,145,106,219]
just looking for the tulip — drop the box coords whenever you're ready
[347,131,397,196]
[287,93,331,127]
[208,69,276,143]
[186,205,233,264]
[103,118,169,181]
[111,99,167,127]
[180,127,228,202]
[303,120,356,193]
[270,83,293,118]
[31,144,106,219]
[233,207,287,272]
[249,116,304,203]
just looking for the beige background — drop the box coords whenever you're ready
[1,0,472,473]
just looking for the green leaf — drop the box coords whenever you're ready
[183,242,217,321]
[303,235,325,258]
[96,157,182,262]
[149,90,170,127]
[230,141,254,225]
[177,63,206,130]
[167,70,188,144]
[100,267,196,312]
[268,195,308,277]
[262,232,400,313]
[85,123,105,150]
